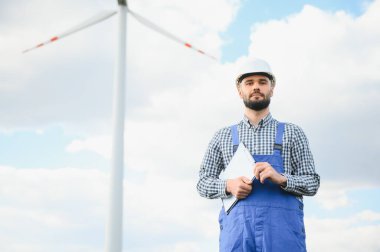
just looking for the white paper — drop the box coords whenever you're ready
[220,143,255,213]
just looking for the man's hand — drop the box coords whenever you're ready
[254,162,287,186]
[226,177,252,199]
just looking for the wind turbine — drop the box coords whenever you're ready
[23,1,217,251]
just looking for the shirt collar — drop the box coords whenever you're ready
[243,113,273,129]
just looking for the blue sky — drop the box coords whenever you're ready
[0,0,379,251]
[0,126,108,170]
[221,0,371,62]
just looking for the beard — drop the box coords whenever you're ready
[243,94,271,111]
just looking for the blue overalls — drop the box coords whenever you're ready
[219,123,306,252]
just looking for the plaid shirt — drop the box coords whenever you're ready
[197,113,320,200]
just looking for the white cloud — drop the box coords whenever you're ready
[66,135,111,159]
[312,180,380,210]
[0,165,108,252]
[0,164,220,252]
[307,211,380,252]
[356,210,380,222]
[314,181,352,210]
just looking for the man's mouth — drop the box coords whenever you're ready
[251,93,264,98]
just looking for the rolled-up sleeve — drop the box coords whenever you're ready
[282,126,320,196]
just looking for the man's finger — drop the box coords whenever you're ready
[236,194,246,200]
[260,171,268,184]
[255,162,270,171]
[242,177,252,184]
[254,165,265,179]
[260,170,273,184]
[237,189,251,199]
[240,183,252,192]
[254,162,272,179]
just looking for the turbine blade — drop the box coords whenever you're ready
[127,8,218,61]
[22,10,117,53]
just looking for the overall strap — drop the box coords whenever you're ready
[274,122,285,155]
[230,124,239,154]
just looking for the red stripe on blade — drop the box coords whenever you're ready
[50,36,59,42]
[184,43,192,48]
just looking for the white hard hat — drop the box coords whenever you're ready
[236,58,276,85]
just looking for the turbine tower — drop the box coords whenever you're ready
[106,1,127,251]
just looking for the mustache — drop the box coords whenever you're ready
[250,91,264,97]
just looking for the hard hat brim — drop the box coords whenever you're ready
[236,72,275,84]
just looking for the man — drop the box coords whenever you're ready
[197,58,320,252]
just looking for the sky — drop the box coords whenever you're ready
[0,0,379,251]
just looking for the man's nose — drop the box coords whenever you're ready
[252,81,260,88]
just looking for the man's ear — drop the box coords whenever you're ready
[270,85,275,97]
[236,84,243,98]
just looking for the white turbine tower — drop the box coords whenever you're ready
[23,1,217,251]
[107,1,127,252]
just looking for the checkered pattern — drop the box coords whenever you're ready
[197,114,320,200]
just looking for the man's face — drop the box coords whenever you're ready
[237,75,274,111]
